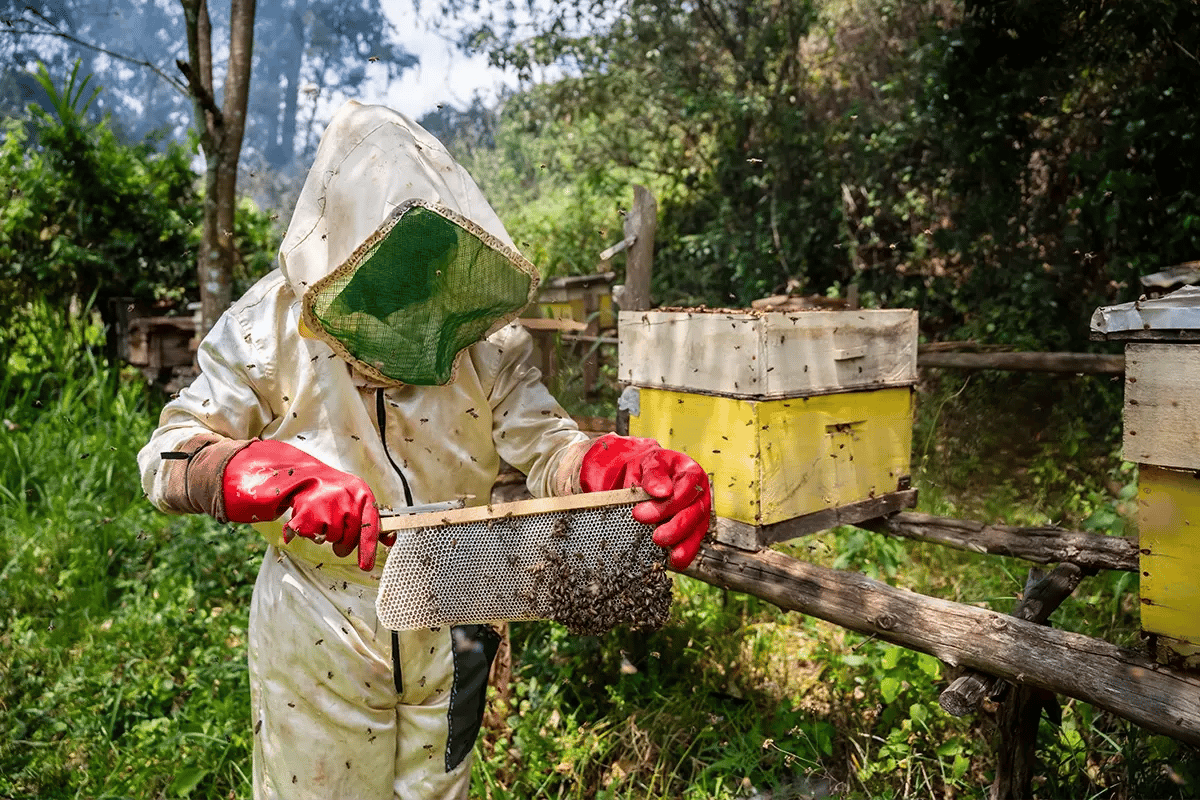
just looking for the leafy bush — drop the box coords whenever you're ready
[0,62,281,353]
[0,63,199,330]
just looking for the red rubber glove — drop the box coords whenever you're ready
[579,433,711,569]
[222,440,384,571]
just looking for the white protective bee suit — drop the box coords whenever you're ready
[138,101,592,799]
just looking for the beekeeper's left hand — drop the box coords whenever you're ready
[578,433,711,569]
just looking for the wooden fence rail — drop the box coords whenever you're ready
[862,512,1140,572]
[917,350,1125,375]
[681,543,1200,748]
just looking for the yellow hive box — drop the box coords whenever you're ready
[533,272,616,329]
[628,385,914,525]
[1137,465,1200,668]
[619,308,918,549]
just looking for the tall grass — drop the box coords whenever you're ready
[1,302,1196,799]
[1,301,261,799]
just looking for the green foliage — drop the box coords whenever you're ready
[904,0,1200,349]
[442,94,641,281]
[0,61,281,344]
[0,62,200,326]
[445,0,1200,456]
[0,304,260,799]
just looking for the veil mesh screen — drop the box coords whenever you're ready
[309,204,533,386]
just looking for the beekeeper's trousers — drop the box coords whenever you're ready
[248,546,499,799]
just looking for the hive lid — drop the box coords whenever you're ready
[1090,286,1200,341]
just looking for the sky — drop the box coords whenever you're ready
[375,1,521,119]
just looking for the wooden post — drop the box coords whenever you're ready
[582,287,600,398]
[992,682,1052,800]
[986,567,1080,800]
[616,185,655,436]
[622,185,656,314]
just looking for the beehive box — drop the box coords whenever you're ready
[1092,289,1200,669]
[1124,344,1200,669]
[531,272,616,329]
[619,308,918,549]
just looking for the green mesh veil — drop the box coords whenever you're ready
[301,200,538,386]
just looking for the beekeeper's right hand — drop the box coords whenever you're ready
[222,440,383,571]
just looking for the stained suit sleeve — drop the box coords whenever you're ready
[477,323,591,498]
[137,307,276,520]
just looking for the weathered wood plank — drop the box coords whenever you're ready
[713,489,918,550]
[681,544,1200,746]
[519,317,589,332]
[917,351,1125,375]
[940,564,1087,717]
[1123,343,1200,470]
[862,512,1139,572]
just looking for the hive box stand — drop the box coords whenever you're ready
[618,308,919,550]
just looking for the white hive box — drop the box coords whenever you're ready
[619,308,918,398]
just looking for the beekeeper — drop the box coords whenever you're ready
[137,100,711,800]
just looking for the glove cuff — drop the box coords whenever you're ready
[552,438,594,496]
[161,434,256,523]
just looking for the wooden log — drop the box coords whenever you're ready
[864,512,1139,572]
[918,341,1015,353]
[917,351,1125,375]
[940,564,1086,717]
[681,544,1200,746]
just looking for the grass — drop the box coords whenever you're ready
[1,305,1197,799]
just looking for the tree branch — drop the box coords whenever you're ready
[1,18,188,96]
[174,58,223,127]
[179,0,221,142]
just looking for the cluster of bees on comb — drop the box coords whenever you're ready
[529,511,673,636]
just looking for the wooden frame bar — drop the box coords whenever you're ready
[380,487,649,533]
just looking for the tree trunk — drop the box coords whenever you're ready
[180,0,256,338]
